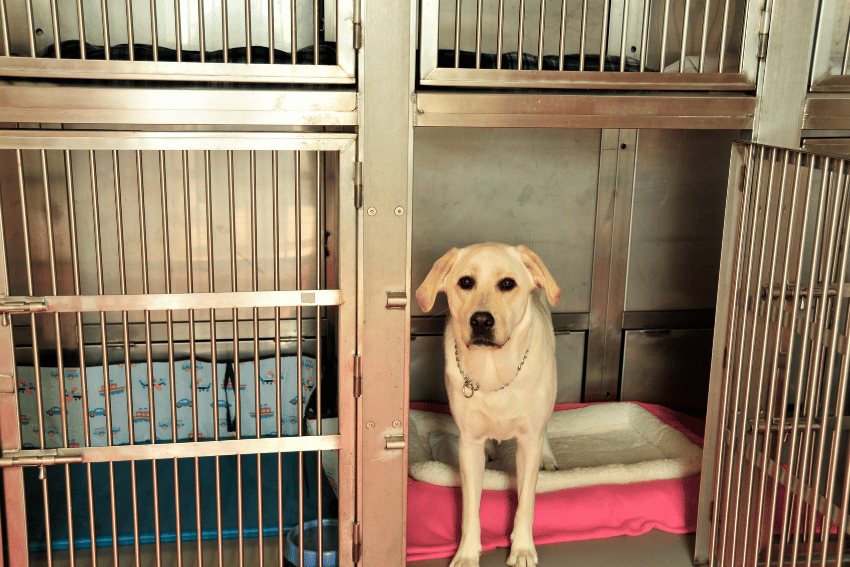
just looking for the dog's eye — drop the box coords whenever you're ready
[499,278,517,291]
[458,276,475,290]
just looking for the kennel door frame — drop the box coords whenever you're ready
[0,131,358,567]
[0,0,355,84]
[418,0,763,90]
[697,142,850,566]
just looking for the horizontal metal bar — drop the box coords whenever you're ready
[0,129,356,151]
[3,435,340,464]
[0,83,358,126]
[2,291,342,314]
[0,58,354,84]
[420,68,756,91]
[415,93,756,129]
[766,283,850,300]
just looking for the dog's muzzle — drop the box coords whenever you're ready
[469,311,497,346]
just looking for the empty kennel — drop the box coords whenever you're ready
[1,0,849,566]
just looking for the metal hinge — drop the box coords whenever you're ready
[353,0,362,51]
[353,354,362,398]
[352,521,363,564]
[757,6,771,60]
[0,296,47,326]
[0,449,83,468]
[354,162,363,209]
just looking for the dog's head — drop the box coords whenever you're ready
[416,243,561,349]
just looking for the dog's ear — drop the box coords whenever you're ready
[516,246,561,307]
[416,248,460,312]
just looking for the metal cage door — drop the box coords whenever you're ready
[0,130,357,567]
[699,142,850,566]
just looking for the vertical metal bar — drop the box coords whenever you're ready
[249,150,265,567]
[536,0,546,71]
[557,0,566,70]
[64,149,98,567]
[175,0,183,61]
[517,0,526,69]
[804,160,848,566]
[817,160,850,567]
[719,0,731,72]
[49,0,61,58]
[100,0,111,60]
[679,0,692,72]
[660,0,671,71]
[245,0,252,64]
[313,0,319,64]
[159,149,183,567]
[639,0,650,72]
[268,0,275,63]
[475,0,483,69]
[226,150,245,567]
[135,150,162,567]
[496,0,505,69]
[453,0,461,68]
[291,0,297,64]
[619,0,630,72]
[788,156,836,566]
[599,0,611,71]
[315,151,324,565]
[125,0,135,60]
[579,0,588,70]
[112,150,142,567]
[198,0,206,62]
[74,0,87,60]
[150,0,159,61]
[718,147,766,566]
[843,18,850,75]
[222,0,229,63]
[295,150,306,567]
[24,0,36,57]
[272,151,284,567]
[203,149,224,567]
[0,0,10,57]
[698,0,711,72]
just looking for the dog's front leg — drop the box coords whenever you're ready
[508,434,543,567]
[451,435,487,567]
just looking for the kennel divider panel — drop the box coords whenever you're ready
[419,0,762,90]
[810,0,850,93]
[0,0,354,83]
[699,142,850,566]
[0,132,357,567]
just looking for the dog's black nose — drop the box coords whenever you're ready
[470,311,495,335]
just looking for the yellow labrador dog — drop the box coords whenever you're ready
[416,243,561,567]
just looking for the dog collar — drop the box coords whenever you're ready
[455,343,529,398]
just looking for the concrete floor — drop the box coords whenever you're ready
[408,530,698,567]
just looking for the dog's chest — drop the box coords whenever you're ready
[454,393,534,442]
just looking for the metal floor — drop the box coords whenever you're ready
[408,531,697,567]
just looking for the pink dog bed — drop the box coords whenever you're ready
[406,402,705,562]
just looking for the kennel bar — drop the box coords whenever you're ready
[0,0,354,83]
[697,142,850,566]
[0,130,357,567]
[419,0,762,90]
[413,92,756,129]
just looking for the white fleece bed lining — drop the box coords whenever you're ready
[408,403,703,494]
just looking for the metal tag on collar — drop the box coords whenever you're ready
[462,378,480,398]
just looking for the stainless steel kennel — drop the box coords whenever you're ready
[2,0,850,566]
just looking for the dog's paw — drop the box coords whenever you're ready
[506,545,538,567]
[450,539,482,567]
[540,453,558,471]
